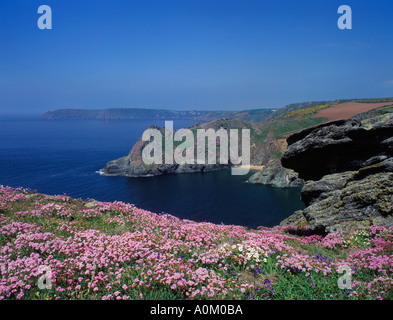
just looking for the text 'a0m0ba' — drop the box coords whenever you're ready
[194,304,243,315]
[150,304,243,316]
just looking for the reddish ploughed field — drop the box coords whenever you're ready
[311,102,393,122]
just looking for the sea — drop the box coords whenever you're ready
[0,117,305,229]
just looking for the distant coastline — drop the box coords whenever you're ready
[39,98,393,122]
[40,108,276,123]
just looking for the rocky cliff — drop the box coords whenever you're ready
[101,119,249,177]
[248,161,304,188]
[247,137,304,188]
[280,109,393,233]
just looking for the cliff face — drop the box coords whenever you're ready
[247,138,304,188]
[280,111,393,233]
[248,161,304,188]
[101,119,250,177]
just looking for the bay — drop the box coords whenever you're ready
[0,118,304,229]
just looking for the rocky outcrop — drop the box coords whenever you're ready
[102,156,228,177]
[101,120,245,177]
[248,161,304,188]
[281,112,393,180]
[280,112,393,233]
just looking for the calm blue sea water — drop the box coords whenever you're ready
[0,118,304,229]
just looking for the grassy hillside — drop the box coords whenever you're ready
[271,97,393,119]
[1,185,393,300]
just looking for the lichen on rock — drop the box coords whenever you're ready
[281,110,393,233]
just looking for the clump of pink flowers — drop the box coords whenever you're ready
[1,185,393,300]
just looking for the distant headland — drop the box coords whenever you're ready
[40,107,276,123]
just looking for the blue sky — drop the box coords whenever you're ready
[1,0,393,114]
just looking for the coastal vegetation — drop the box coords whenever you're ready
[1,185,392,300]
[276,103,329,119]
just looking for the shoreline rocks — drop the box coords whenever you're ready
[248,161,304,188]
[281,111,393,233]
